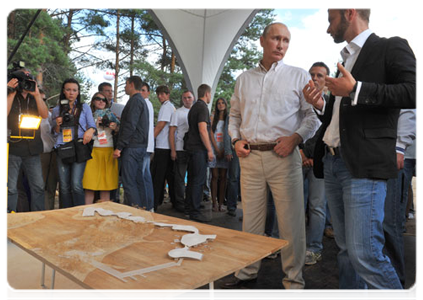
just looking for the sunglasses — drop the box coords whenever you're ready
[93,97,107,103]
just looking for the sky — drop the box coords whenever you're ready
[77,4,421,104]
[274,8,419,75]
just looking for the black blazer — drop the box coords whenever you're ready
[314,33,416,180]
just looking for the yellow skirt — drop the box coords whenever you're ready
[83,147,118,191]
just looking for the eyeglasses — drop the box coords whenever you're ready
[93,97,107,103]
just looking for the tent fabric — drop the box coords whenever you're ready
[149,9,258,103]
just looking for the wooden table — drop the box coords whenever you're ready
[7,202,287,289]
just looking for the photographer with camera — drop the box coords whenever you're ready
[83,92,120,204]
[7,67,48,213]
[51,78,96,208]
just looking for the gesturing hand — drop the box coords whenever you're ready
[325,63,356,97]
[303,80,324,111]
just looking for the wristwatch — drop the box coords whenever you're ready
[232,139,240,146]
[349,82,358,99]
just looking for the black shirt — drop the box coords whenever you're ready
[184,99,210,151]
[8,93,43,157]
[116,92,149,151]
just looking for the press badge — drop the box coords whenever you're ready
[97,130,108,145]
[62,128,73,143]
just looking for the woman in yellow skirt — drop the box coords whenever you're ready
[83,92,120,203]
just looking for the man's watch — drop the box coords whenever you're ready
[349,82,358,99]
[232,139,240,146]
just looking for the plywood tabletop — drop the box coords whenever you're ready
[7,202,287,289]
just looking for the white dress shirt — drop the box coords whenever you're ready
[323,29,373,148]
[229,60,319,144]
[169,106,190,151]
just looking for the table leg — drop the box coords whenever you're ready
[50,269,56,300]
[209,281,214,300]
[41,263,46,286]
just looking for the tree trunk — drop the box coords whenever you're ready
[170,51,175,74]
[36,26,45,85]
[63,9,75,54]
[161,36,166,72]
[129,13,135,77]
[114,10,120,102]
[8,10,15,39]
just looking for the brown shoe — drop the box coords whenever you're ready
[324,227,335,239]
[221,276,257,289]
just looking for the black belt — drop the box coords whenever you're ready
[249,143,277,151]
[326,146,341,156]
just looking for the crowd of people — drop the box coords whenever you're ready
[7,8,416,290]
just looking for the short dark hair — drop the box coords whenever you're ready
[310,62,330,76]
[338,9,371,23]
[181,90,194,98]
[197,84,211,99]
[141,82,150,92]
[155,85,170,95]
[98,82,112,92]
[126,76,143,91]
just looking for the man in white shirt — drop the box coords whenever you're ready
[151,85,176,211]
[225,22,319,289]
[169,90,194,213]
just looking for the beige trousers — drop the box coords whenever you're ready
[235,147,305,289]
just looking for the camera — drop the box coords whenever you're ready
[59,99,74,127]
[101,115,110,127]
[7,61,37,92]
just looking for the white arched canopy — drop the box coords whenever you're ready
[148,9,258,103]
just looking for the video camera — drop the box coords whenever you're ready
[7,61,36,92]
[100,115,110,127]
[59,99,74,128]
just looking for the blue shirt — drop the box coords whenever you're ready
[51,102,96,147]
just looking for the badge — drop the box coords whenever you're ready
[62,128,73,143]
[98,130,108,145]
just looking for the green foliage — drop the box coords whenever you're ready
[7,9,77,104]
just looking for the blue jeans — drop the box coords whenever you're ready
[384,164,412,286]
[323,153,402,289]
[303,166,326,254]
[8,154,45,212]
[57,157,86,208]
[139,152,154,211]
[121,147,149,209]
[186,150,207,218]
[226,151,240,212]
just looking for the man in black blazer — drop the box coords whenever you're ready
[303,9,415,289]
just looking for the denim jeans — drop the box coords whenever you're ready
[226,151,240,212]
[121,147,150,209]
[57,157,86,208]
[303,166,326,254]
[140,153,154,211]
[8,154,45,212]
[186,150,207,218]
[323,153,402,289]
[384,166,411,286]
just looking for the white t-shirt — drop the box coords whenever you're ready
[169,106,190,151]
[144,98,155,153]
[155,100,175,149]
